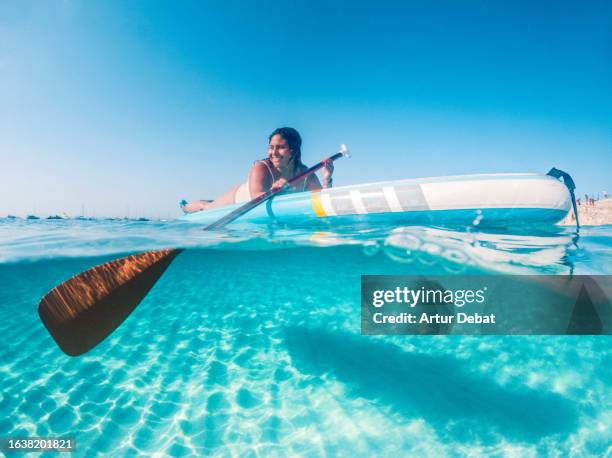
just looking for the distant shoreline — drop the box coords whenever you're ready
[559,198,612,226]
[5,199,611,227]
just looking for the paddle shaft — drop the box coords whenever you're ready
[205,151,344,230]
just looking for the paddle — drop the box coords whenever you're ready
[38,145,350,356]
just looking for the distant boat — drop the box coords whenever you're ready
[7,215,18,219]
[136,217,150,222]
[47,212,70,220]
[26,215,40,220]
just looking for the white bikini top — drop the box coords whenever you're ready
[250,160,309,192]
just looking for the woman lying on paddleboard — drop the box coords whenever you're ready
[181,127,334,213]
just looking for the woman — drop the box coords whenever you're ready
[181,127,334,213]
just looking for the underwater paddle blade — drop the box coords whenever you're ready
[38,248,182,356]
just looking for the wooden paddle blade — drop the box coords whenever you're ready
[38,248,182,356]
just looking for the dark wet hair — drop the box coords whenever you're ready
[268,127,305,172]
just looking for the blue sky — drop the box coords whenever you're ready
[1,0,610,218]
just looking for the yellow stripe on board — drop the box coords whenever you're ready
[311,192,327,217]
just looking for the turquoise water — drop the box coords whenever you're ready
[1,218,611,456]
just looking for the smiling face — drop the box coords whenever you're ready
[267,134,294,169]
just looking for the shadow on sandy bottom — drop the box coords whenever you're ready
[284,326,578,444]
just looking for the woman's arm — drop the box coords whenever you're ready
[305,159,334,191]
[248,161,274,199]
[306,173,323,191]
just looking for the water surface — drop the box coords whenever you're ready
[1,218,610,456]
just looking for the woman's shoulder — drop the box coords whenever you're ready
[249,159,274,180]
[251,159,272,172]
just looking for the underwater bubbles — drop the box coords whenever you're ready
[440,248,469,274]
[382,227,475,272]
[382,229,422,263]
[362,241,381,257]
[472,210,483,227]
[416,242,443,266]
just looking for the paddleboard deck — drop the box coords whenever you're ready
[180,173,571,227]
